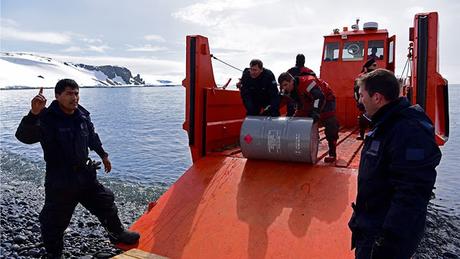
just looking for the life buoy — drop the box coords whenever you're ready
[347,43,360,55]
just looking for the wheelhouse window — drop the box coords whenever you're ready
[323,42,339,61]
[342,41,364,61]
[389,41,394,63]
[368,40,384,60]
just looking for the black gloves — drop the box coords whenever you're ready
[86,159,102,171]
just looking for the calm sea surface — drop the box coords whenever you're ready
[1,86,459,254]
[0,87,191,186]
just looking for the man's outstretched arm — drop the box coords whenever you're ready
[16,88,47,144]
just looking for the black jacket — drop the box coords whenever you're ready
[240,68,280,116]
[16,100,107,189]
[349,97,441,245]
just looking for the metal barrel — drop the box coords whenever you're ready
[240,116,319,163]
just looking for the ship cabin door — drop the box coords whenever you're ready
[387,35,396,72]
[319,28,392,128]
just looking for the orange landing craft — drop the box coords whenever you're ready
[117,12,448,259]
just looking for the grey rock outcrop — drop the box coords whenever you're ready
[76,64,144,85]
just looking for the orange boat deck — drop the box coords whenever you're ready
[118,128,362,259]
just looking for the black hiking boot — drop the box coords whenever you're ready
[325,141,337,163]
[324,155,336,163]
[108,229,140,245]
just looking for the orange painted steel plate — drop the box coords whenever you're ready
[119,156,357,259]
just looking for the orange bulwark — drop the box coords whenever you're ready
[117,12,448,259]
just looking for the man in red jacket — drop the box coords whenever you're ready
[278,72,323,120]
[278,72,339,162]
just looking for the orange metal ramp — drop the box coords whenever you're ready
[118,156,357,259]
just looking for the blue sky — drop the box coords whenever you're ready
[1,0,459,83]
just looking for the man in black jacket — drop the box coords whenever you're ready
[286,54,316,116]
[16,79,140,258]
[349,69,441,259]
[237,59,280,116]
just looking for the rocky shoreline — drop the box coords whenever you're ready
[0,151,161,259]
[0,179,146,258]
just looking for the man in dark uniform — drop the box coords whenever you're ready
[287,54,316,78]
[286,54,316,116]
[16,79,140,258]
[348,69,441,259]
[354,58,377,140]
[237,59,280,116]
[367,47,380,60]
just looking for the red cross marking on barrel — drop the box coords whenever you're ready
[244,134,253,144]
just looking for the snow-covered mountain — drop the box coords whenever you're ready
[0,52,177,89]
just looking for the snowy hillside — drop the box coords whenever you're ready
[0,52,178,89]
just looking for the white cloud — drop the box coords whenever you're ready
[61,45,111,53]
[62,46,84,52]
[126,44,168,52]
[1,1,458,83]
[87,45,111,53]
[1,26,71,45]
[171,0,330,81]
[172,0,280,26]
[170,1,460,84]
[144,34,166,42]
[82,38,103,44]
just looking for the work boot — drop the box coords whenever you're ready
[356,128,365,140]
[324,156,336,163]
[325,140,337,163]
[108,229,140,245]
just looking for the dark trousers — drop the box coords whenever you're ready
[353,230,376,259]
[39,182,123,255]
[322,116,339,157]
[353,230,419,259]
